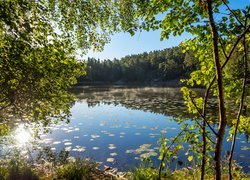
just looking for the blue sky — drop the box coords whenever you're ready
[84,0,250,60]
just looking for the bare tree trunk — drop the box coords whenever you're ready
[201,120,206,180]
[207,1,227,179]
[228,32,248,180]
[201,88,210,180]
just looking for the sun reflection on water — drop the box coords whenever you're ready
[14,124,32,146]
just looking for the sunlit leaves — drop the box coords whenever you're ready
[187,155,193,162]
[0,0,119,130]
[232,116,250,135]
[181,87,203,115]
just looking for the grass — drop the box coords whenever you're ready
[0,159,39,180]
[52,158,98,180]
[127,166,250,180]
[0,157,110,180]
[0,157,250,180]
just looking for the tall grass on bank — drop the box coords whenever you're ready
[0,156,249,179]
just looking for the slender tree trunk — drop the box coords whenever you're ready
[201,120,206,180]
[207,1,227,179]
[201,88,210,180]
[228,33,248,180]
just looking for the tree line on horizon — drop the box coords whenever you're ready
[79,46,198,83]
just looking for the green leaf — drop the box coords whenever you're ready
[188,156,193,162]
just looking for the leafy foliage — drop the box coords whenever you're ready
[115,0,250,179]
[0,0,121,131]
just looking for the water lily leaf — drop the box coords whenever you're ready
[110,152,117,156]
[107,158,114,162]
[241,146,250,151]
[65,146,71,151]
[91,134,100,139]
[53,141,61,145]
[140,151,157,159]
[64,142,72,146]
[108,144,116,149]
[240,154,245,158]
[126,150,133,153]
[151,126,158,130]
[63,139,71,142]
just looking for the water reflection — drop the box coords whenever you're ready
[1,86,249,172]
[14,124,32,146]
[72,86,190,118]
[72,86,238,123]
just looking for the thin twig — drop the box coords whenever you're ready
[221,0,244,27]
[158,125,188,180]
[218,37,228,58]
[190,95,218,136]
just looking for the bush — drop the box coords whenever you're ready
[54,158,97,180]
[0,159,38,180]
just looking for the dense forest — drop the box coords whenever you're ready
[78,46,198,83]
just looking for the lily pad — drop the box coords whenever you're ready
[63,139,71,142]
[91,134,100,139]
[107,158,114,163]
[140,151,157,159]
[53,141,61,145]
[151,126,158,130]
[110,152,117,156]
[64,142,72,146]
[241,146,250,151]
[108,144,116,150]
[65,146,71,151]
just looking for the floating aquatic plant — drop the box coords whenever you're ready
[107,158,114,162]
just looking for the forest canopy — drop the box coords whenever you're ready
[80,46,198,83]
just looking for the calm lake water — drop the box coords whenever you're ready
[2,86,250,171]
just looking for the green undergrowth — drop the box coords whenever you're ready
[127,165,250,180]
[0,157,100,180]
[0,157,250,180]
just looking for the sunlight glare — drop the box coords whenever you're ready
[14,124,32,145]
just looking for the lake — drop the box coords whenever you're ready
[2,86,250,172]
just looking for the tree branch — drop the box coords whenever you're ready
[189,95,218,137]
[203,25,250,108]
[218,37,228,59]
[221,0,244,27]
